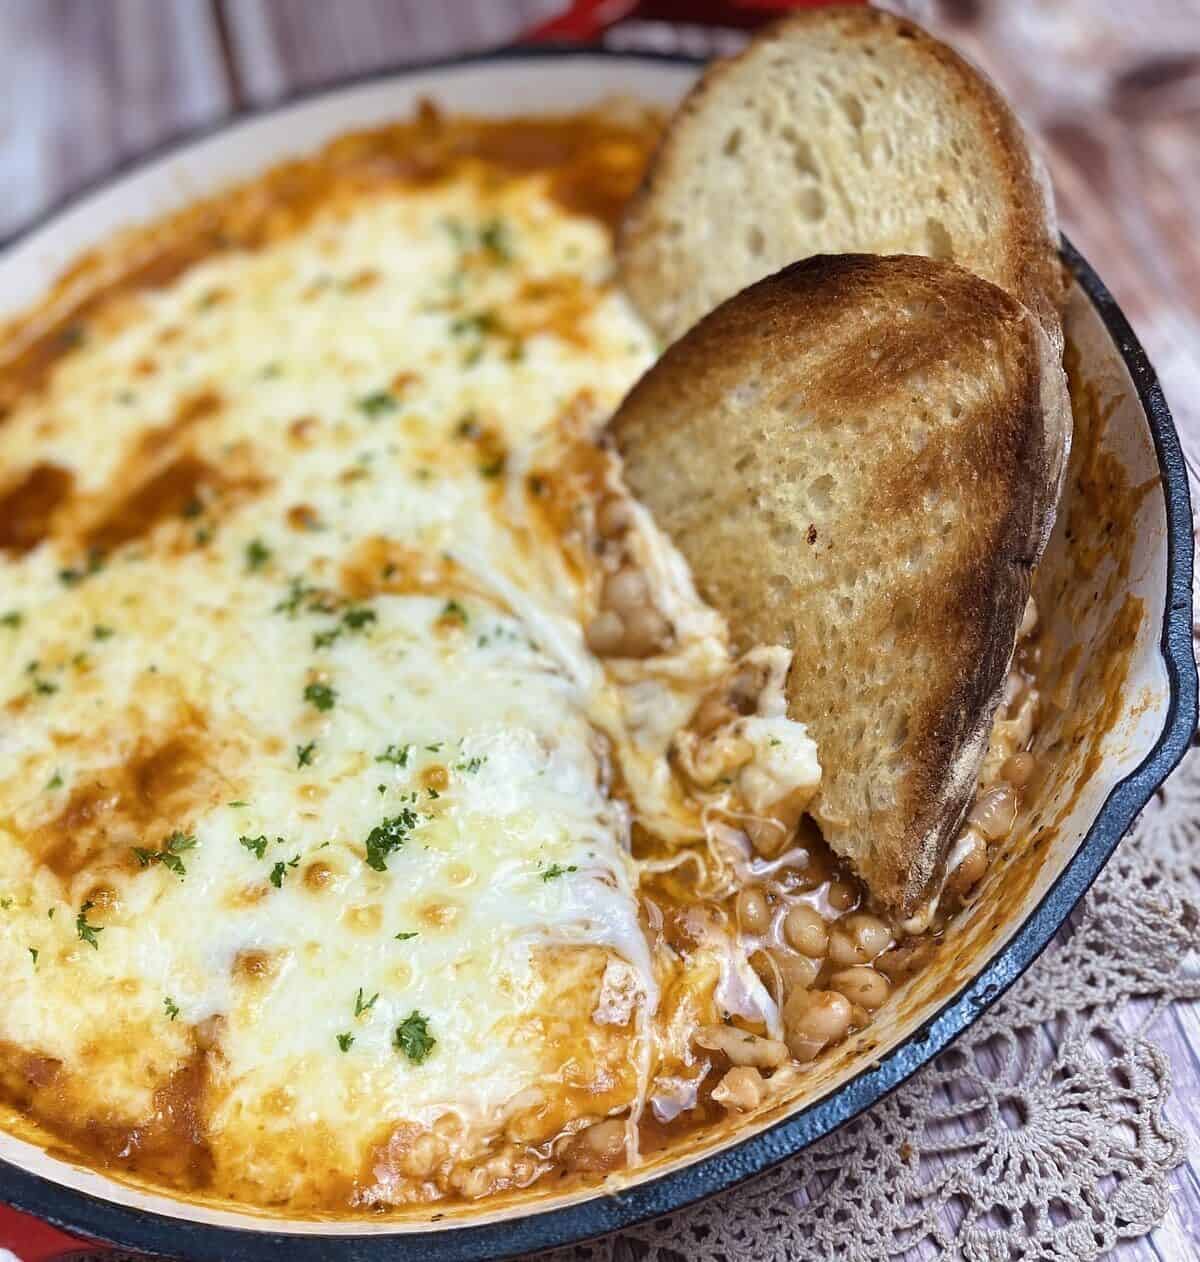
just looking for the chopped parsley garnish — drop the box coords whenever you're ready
[296,741,317,768]
[394,931,419,942]
[0,610,22,628]
[304,681,336,711]
[270,855,300,888]
[132,831,197,878]
[541,863,577,882]
[28,948,38,968]
[364,808,420,872]
[164,997,180,1021]
[342,606,376,631]
[358,390,397,419]
[228,800,248,808]
[274,575,319,617]
[32,678,58,696]
[376,743,411,768]
[245,538,272,571]
[455,756,485,774]
[336,1032,355,1052]
[76,901,103,949]
[479,218,512,263]
[239,834,270,860]
[441,600,468,626]
[0,897,11,910]
[354,988,379,1017]
[46,771,63,790]
[450,311,497,338]
[426,742,442,753]
[92,624,115,640]
[59,550,104,587]
[313,605,376,649]
[395,1011,435,1064]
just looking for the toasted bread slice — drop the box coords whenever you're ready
[618,5,1063,347]
[611,254,1071,917]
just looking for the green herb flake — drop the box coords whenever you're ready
[164,996,180,1021]
[0,611,22,629]
[336,1032,355,1052]
[454,756,485,774]
[395,1011,436,1064]
[354,987,379,1017]
[296,741,317,768]
[541,863,578,882]
[76,901,103,949]
[364,808,420,872]
[46,771,63,791]
[304,681,336,712]
[342,606,376,631]
[269,855,300,888]
[479,218,512,263]
[239,834,269,859]
[132,831,197,878]
[32,678,58,696]
[0,898,12,910]
[358,390,397,419]
[376,743,411,768]
[394,931,419,942]
[441,599,468,626]
[312,626,342,649]
[28,947,38,968]
[245,538,272,571]
[92,624,115,640]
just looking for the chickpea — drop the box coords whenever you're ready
[828,912,892,966]
[826,879,859,913]
[771,948,820,994]
[585,609,625,655]
[783,904,829,958]
[829,965,891,1010]
[564,1117,626,1172]
[736,887,771,935]
[604,565,648,613]
[744,816,789,858]
[596,497,633,538]
[694,1024,788,1069]
[945,829,988,899]
[711,1066,764,1112]
[622,605,670,656]
[782,989,853,1062]
[1001,751,1035,787]
[968,785,1017,841]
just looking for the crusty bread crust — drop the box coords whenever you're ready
[612,254,1070,916]
[618,5,1065,350]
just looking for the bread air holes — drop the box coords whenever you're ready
[925,217,954,261]
[798,185,826,223]
[808,474,835,513]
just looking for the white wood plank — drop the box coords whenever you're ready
[0,0,230,239]
[220,0,561,105]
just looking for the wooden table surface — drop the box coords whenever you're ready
[0,3,1197,1259]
